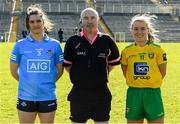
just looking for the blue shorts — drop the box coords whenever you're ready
[17,98,57,113]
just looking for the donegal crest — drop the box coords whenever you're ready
[148,52,154,59]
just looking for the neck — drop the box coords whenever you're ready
[31,33,44,42]
[83,29,97,40]
[135,40,148,47]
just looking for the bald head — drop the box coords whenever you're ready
[80,8,99,22]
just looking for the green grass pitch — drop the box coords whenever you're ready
[0,42,180,123]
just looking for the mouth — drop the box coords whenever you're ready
[86,24,94,28]
[33,27,41,30]
[134,34,144,38]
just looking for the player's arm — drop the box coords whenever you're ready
[120,49,128,78]
[64,66,71,73]
[121,64,127,78]
[56,64,64,81]
[158,63,167,79]
[108,65,114,72]
[54,42,64,81]
[10,63,19,81]
[10,42,20,81]
[157,48,167,79]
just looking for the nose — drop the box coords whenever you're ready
[34,21,40,26]
[87,18,92,23]
[136,29,143,34]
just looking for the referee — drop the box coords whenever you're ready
[63,8,120,123]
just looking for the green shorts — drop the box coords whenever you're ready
[126,87,164,121]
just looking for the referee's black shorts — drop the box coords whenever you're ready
[70,100,111,123]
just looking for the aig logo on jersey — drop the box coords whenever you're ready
[27,59,51,73]
[134,62,150,80]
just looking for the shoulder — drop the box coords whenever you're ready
[147,41,166,53]
[68,35,81,41]
[124,43,134,49]
[121,43,134,54]
[48,38,59,44]
[99,33,115,45]
[66,35,82,45]
[99,32,112,39]
[15,38,28,46]
[47,38,61,47]
[17,38,28,43]
[148,41,161,48]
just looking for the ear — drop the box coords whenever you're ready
[79,20,82,25]
[97,16,100,24]
[79,20,82,28]
[130,28,134,36]
[42,19,45,24]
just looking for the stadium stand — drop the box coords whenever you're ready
[1,0,179,42]
[103,13,180,41]
[0,14,11,33]
[0,0,13,42]
[160,0,180,6]
[18,12,80,41]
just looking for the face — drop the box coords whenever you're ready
[131,21,149,43]
[81,10,99,31]
[28,14,44,35]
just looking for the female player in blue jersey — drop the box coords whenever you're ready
[10,4,64,123]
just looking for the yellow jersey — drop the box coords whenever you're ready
[121,41,167,88]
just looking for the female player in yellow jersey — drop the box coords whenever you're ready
[121,14,167,123]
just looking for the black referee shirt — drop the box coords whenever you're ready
[64,32,120,101]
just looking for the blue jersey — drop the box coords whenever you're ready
[10,34,63,101]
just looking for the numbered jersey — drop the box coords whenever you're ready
[10,35,63,101]
[121,41,167,88]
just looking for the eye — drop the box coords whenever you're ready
[141,27,146,30]
[91,16,96,20]
[36,19,42,23]
[83,16,88,20]
[29,20,35,24]
[29,19,42,24]
[134,27,138,31]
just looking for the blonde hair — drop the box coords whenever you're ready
[26,4,54,32]
[130,14,160,42]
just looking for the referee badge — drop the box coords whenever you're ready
[148,52,154,59]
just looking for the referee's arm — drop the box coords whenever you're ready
[108,37,121,72]
[63,37,73,73]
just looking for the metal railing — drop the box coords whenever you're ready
[0,2,13,12]
[21,2,174,14]
[1,1,180,15]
